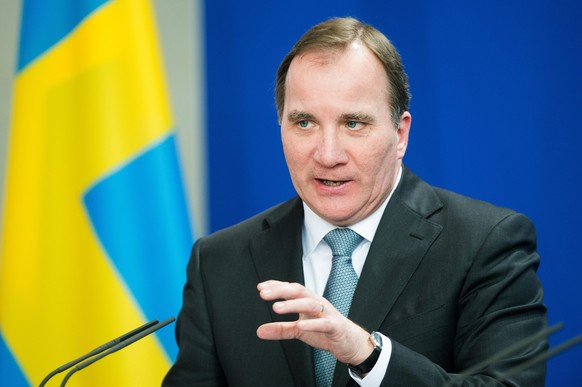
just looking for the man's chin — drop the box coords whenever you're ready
[314,207,360,227]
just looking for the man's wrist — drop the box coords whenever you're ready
[347,331,383,377]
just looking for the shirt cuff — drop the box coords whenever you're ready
[348,333,392,387]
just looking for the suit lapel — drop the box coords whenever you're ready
[333,167,444,386]
[249,198,317,387]
[250,198,304,288]
[350,173,443,329]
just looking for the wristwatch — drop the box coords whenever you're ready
[347,331,383,377]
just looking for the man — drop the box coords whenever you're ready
[163,17,547,386]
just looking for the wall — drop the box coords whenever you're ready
[203,1,582,385]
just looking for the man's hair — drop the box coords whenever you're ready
[275,17,411,127]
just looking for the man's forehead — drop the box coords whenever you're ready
[292,42,370,67]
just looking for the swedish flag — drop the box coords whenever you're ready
[0,0,193,385]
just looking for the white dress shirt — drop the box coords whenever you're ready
[301,167,402,386]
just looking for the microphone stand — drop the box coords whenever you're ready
[59,317,175,386]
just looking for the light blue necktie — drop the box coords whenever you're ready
[314,228,364,387]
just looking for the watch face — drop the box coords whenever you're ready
[371,331,383,349]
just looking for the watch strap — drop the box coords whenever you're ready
[348,331,383,377]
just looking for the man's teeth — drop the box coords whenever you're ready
[322,180,343,186]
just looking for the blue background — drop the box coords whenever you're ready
[204,0,582,385]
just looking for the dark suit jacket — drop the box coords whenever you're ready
[163,166,547,386]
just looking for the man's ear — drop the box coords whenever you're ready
[396,111,411,159]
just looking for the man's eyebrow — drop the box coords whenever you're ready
[340,112,376,122]
[287,110,314,122]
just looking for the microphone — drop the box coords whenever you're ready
[39,319,160,387]
[442,322,582,386]
[59,317,175,386]
[495,331,582,383]
[451,322,563,381]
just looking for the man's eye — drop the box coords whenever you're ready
[346,121,360,129]
[298,120,310,128]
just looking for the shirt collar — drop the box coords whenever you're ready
[302,166,402,256]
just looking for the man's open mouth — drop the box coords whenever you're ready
[320,179,346,187]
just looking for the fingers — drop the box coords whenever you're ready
[257,321,299,340]
[257,280,311,301]
[257,318,332,339]
[272,298,325,317]
[258,281,328,318]
[256,280,335,346]
[256,280,371,363]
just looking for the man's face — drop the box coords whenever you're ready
[281,42,411,226]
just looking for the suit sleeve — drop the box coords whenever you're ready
[380,213,548,386]
[162,239,228,387]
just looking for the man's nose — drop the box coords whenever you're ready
[313,128,348,167]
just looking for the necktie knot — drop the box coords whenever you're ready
[324,228,363,258]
